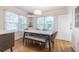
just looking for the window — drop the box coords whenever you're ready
[45,16,54,31]
[5,11,27,32]
[5,11,18,31]
[37,16,54,31]
[18,16,27,31]
[37,17,45,30]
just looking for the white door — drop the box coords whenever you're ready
[57,7,73,41]
[57,15,72,41]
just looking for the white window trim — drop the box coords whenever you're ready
[4,10,27,32]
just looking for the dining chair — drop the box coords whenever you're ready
[51,32,57,48]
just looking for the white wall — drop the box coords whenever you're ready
[53,17,58,32]
[44,7,67,16]
[56,7,73,41]
[15,32,24,40]
[56,15,71,41]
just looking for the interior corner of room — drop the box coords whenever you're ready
[0,6,78,52]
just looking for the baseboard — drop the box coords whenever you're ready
[15,37,23,41]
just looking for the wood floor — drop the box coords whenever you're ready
[5,39,74,52]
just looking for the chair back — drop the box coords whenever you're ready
[51,32,57,40]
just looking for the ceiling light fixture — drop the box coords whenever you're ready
[34,9,42,15]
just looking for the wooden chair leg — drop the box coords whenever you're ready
[44,42,47,48]
[25,39,28,46]
[44,40,48,48]
[10,47,13,52]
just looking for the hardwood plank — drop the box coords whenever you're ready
[5,39,74,52]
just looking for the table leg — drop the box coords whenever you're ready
[49,39,51,52]
[10,47,13,52]
[23,32,26,45]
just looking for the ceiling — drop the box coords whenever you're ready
[18,6,65,13]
